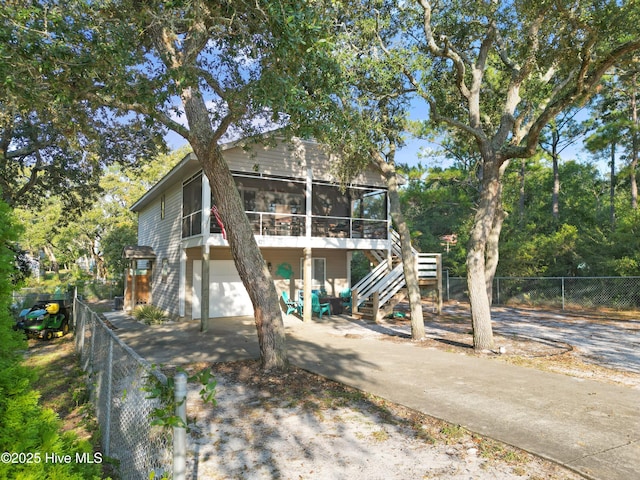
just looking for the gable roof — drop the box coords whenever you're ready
[130,135,390,213]
[130,152,199,212]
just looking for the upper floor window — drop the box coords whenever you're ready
[182,173,202,238]
[352,189,386,220]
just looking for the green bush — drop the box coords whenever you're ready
[133,304,168,325]
[0,199,102,480]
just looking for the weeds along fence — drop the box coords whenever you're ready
[446,275,640,311]
[73,299,173,479]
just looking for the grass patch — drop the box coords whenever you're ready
[23,335,104,466]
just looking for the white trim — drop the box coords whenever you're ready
[179,248,186,317]
[202,175,211,245]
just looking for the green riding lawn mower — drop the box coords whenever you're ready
[14,300,71,340]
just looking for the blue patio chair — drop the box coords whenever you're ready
[281,291,300,315]
[311,293,331,319]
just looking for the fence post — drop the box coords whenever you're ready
[173,372,187,480]
[104,336,113,457]
[88,312,96,378]
[561,277,565,310]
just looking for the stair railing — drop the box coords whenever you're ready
[352,260,390,306]
[352,229,442,313]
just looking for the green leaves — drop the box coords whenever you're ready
[143,366,217,429]
[0,1,166,213]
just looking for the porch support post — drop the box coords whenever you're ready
[201,176,211,331]
[303,247,312,322]
[201,246,209,332]
[178,248,186,318]
[123,263,130,312]
[303,167,313,321]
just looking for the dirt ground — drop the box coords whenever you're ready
[171,302,640,480]
[32,300,639,479]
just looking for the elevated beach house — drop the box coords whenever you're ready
[126,137,441,323]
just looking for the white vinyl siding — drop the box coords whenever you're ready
[136,182,183,317]
[223,140,387,187]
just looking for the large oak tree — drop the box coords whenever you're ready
[68,0,341,370]
[399,0,640,349]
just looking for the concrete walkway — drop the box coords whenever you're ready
[104,311,640,480]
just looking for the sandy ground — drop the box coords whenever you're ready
[173,303,639,480]
[183,362,584,480]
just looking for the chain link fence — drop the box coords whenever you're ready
[446,274,640,311]
[74,299,173,479]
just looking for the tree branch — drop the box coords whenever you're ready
[503,38,640,160]
[418,0,472,100]
[494,12,544,147]
[86,91,190,139]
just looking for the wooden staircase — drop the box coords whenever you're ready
[352,230,442,322]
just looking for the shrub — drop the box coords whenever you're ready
[0,199,102,479]
[133,304,168,325]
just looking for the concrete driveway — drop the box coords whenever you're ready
[104,307,640,480]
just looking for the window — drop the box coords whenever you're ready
[351,189,387,220]
[161,258,168,283]
[300,257,326,290]
[182,173,202,238]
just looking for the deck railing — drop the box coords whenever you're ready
[211,213,388,240]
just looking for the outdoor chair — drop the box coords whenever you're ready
[339,288,352,312]
[311,293,331,319]
[281,291,301,315]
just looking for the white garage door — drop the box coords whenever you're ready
[209,260,254,317]
[192,260,254,319]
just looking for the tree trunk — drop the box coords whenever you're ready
[181,89,288,371]
[552,129,561,220]
[518,158,526,225]
[376,152,425,340]
[631,73,638,210]
[484,198,506,306]
[199,145,289,370]
[610,142,616,229]
[92,238,107,280]
[466,158,502,351]
[43,243,59,273]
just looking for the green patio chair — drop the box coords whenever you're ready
[339,288,352,312]
[311,293,331,319]
[281,291,301,315]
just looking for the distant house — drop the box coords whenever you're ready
[128,136,441,322]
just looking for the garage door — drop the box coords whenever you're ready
[209,260,254,317]
[192,260,254,319]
